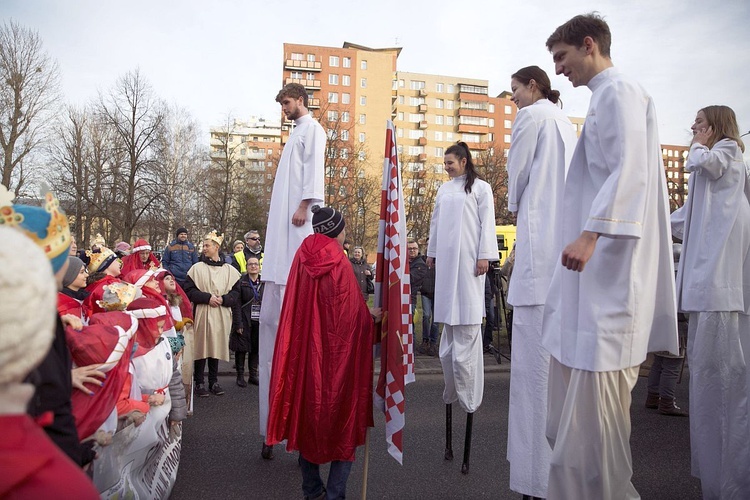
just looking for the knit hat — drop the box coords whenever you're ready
[175,227,188,237]
[114,241,131,254]
[0,184,72,273]
[63,256,86,288]
[88,247,118,274]
[0,227,56,385]
[312,205,345,238]
[131,238,151,253]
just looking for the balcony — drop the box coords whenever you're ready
[458,91,489,103]
[285,59,322,71]
[419,120,428,130]
[417,153,427,162]
[457,107,489,118]
[418,89,427,97]
[418,137,427,146]
[284,77,321,90]
[458,123,488,134]
[308,98,321,109]
[245,151,266,160]
[418,104,428,113]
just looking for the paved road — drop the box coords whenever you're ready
[171,356,700,499]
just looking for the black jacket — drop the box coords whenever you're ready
[409,255,428,303]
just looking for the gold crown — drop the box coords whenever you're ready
[204,230,224,246]
[96,282,138,311]
[0,185,71,272]
[92,233,106,247]
[87,247,116,273]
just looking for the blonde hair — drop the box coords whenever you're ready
[701,105,745,153]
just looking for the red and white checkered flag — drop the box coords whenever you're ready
[374,120,414,464]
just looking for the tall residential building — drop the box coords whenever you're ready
[662,144,690,210]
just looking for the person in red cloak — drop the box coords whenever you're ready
[121,238,160,276]
[265,205,381,500]
[83,247,124,317]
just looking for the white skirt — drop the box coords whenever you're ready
[439,324,484,413]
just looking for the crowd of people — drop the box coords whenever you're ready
[2,12,748,500]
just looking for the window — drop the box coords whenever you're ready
[326,129,337,140]
[329,55,339,67]
[459,116,488,126]
[306,72,315,80]
[462,100,487,110]
[446,116,454,126]
[360,96,367,106]
[329,74,339,85]
[291,71,302,79]
[446,132,454,141]
[307,54,316,62]
[327,111,338,122]
[392,80,398,90]
[434,131,443,141]
[410,97,425,106]
[488,133,494,141]
[436,82,444,92]
[397,128,403,138]
[340,148,348,159]
[358,151,366,161]
[267,148,273,155]
[489,104,495,113]
[408,146,425,155]
[410,80,426,90]
[328,92,338,103]
[462,133,481,143]
[291,52,303,61]
[361,78,367,88]
[447,84,454,93]
[409,113,425,123]
[341,129,349,140]
[398,95,405,104]
[435,147,444,157]
[504,134,511,143]
[399,79,405,88]
[459,84,488,95]
[341,111,350,122]
[342,75,351,86]
[503,119,511,129]
[326,147,336,158]
[341,93,350,104]
[489,118,495,127]
[436,99,444,109]
[397,112,404,121]
[435,115,444,125]
[504,105,512,114]
[408,130,425,139]
[360,60,367,70]
[343,57,351,68]
[359,114,366,124]
[359,132,365,143]
[446,100,454,110]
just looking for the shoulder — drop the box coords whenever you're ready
[714,138,741,154]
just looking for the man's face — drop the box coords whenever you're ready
[407,243,419,259]
[178,233,188,242]
[246,259,260,275]
[280,96,304,121]
[139,249,150,263]
[246,233,261,250]
[551,41,592,87]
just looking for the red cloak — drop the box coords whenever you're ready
[266,234,374,464]
[120,252,160,276]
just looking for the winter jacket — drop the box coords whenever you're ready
[162,239,199,283]
[168,357,187,422]
[230,274,264,352]
[409,255,428,303]
[349,257,373,299]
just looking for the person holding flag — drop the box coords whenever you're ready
[427,141,499,474]
[265,205,381,500]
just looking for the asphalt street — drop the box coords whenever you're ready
[170,353,701,499]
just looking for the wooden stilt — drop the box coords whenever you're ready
[461,412,473,474]
[444,403,453,460]
[361,429,370,499]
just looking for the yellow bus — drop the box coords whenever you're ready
[496,225,516,264]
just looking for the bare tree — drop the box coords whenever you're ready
[475,143,514,225]
[402,153,443,244]
[96,69,166,242]
[0,20,60,195]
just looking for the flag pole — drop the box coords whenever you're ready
[361,428,371,499]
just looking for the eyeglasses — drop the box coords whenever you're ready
[408,247,419,251]
[247,263,260,267]
[247,237,260,241]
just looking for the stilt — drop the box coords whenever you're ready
[461,412,473,474]
[261,443,274,460]
[444,404,453,460]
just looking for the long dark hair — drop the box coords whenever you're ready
[511,65,562,107]
[445,142,479,193]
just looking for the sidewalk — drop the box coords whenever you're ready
[216,350,510,376]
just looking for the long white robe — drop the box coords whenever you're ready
[428,175,498,412]
[541,67,679,499]
[671,139,750,497]
[506,99,577,497]
[259,113,324,437]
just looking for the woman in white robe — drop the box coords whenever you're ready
[671,105,750,499]
[427,142,499,414]
[505,66,577,499]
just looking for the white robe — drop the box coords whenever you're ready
[261,113,325,286]
[427,176,499,326]
[671,139,750,497]
[506,99,576,497]
[542,67,679,372]
[258,113,324,437]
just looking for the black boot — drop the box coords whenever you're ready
[236,372,247,388]
[248,351,259,386]
[236,352,248,387]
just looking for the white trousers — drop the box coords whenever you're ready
[258,282,285,437]
[439,324,484,413]
[688,311,750,499]
[546,357,640,500]
[508,305,551,498]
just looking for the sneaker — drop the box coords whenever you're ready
[417,342,431,356]
[236,373,248,388]
[210,383,225,396]
[194,384,210,398]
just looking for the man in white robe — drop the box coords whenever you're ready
[506,82,577,498]
[542,14,679,499]
[258,83,325,455]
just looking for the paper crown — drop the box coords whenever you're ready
[96,282,138,312]
[204,230,224,246]
[92,233,106,247]
[0,184,71,273]
[87,246,117,274]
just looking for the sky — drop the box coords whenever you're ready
[2,0,749,149]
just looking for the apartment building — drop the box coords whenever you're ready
[662,144,690,210]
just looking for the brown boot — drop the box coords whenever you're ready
[658,397,689,417]
[645,392,659,409]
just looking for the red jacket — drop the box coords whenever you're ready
[266,234,375,464]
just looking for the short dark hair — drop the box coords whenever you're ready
[546,12,611,58]
[276,83,308,107]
